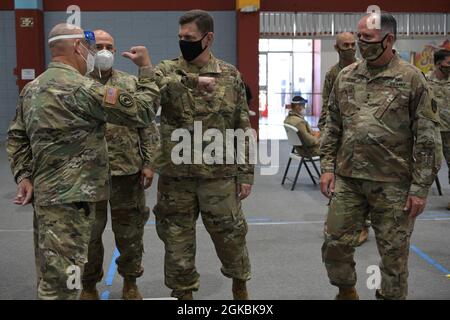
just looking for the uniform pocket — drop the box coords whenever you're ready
[373,94,397,120]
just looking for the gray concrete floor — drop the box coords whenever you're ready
[0,141,449,300]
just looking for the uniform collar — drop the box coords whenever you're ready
[48,61,80,74]
[289,110,304,118]
[178,53,222,74]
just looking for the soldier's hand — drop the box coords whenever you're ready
[404,195,427,219]
[320,172,335,199]
[14,178,33,206]
[198,77,216,93]
[238,184,252,200]
[141,168,155,190]
[122,46,152,68]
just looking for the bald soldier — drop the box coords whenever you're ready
[426,50,450,209]
[320,13,441,300]
[80,30,160,300]
[318,32,357,132]
[7,23,159,300]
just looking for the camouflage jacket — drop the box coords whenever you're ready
[7,62,159,206]
[318,62,343,132]
[425,70,450,132]
[89,69,160,176]
[150,54,255,185]
[320,54,442,198]
[284,111,320,147]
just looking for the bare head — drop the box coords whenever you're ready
[335,32,356,65]
[93,29,115,53]
[357,12,397,66]
[48,23,94,75]
[178,10,214,66]
[335,32,356,51]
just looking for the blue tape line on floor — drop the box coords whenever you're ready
[105,248,119,286]
[410,244,450,276]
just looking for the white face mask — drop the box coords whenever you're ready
[94,49,114,74]
[79,43,95,76]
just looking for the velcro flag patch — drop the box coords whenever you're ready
[104,87,119,105]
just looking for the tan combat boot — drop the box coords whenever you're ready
[356,227,369,246]
[122,279,143,300]
[171,290,193,300]
[79,283,100,300]
[335,287,359,300]
[232,279,249,300]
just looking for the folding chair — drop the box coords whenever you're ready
[435,176,443,196]
[281,123,321,191]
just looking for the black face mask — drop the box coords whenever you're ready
[179,33,208,62]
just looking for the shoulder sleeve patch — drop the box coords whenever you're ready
[118,92,134,108]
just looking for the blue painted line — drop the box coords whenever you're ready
[105,248,119,286]
[100,290,110,300]
[410,244,450,276]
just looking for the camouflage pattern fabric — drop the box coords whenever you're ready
[82,173,149,285]
[34,202,96,300]
[322,175,414,299]
[7,62,159,206]
[318,62,344,132]
[426,70,450,183]
[425,70,450,131]
[88,69,160,176]
[153,175,251,292]
[284,110,320,157]
[150,54,254,185]
[320,54,442,198]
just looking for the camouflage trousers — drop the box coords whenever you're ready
[82,172,149,286]
[33,202,95,300]
[322,175,415,300]
[153,175,251,292]
[441,131,450,184]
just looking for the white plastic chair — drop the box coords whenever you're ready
[281,123,321,190]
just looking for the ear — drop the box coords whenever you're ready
[206,32,214,45]
[386,34,395,46]
[73,39,81,53]
[334,44,339,52]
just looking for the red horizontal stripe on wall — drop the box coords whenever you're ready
[43,0,235,11]
[0,0,14,10]
[260,0,450,13]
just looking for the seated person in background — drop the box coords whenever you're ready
[284,95,320,158]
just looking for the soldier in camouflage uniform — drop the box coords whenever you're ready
[320,13,441,300]
[317,32,369,245]
[318,32,357,132]
[425,49,450,209]
[284,95,320,158]
[6,23,159,300]
[150,10,254,300]
[80,30,160,300]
